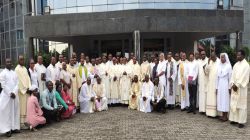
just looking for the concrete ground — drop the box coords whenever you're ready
[1,94,250,140]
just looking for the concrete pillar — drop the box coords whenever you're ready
[133,30,141,63]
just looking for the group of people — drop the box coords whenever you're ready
[0,49,249,137]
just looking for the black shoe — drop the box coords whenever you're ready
[6,131,11,137]
[193,111,196,114]
[187,110,192,113]
[230,121,238,125]
[11,129,20,133]
[181,108,186,111]
[238,124,245,128]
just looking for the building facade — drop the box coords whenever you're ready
[0,0,244,66]
[243,0,250,48]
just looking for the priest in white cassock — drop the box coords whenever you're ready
[109,58,120,104]
[85,56,92,70]
[119,58,131,105]
[79,78,96,113]
[106,54,113,67]
[0,59,20,137]
[15,55,31,128]
[78,58,93,86]
[178,53,190,110]
[140,55,151,80]
[129,75,141,110]
[99,56,111,103]
[165,53,177,109]
[60,62,71,89]
[130,57,141,81]
[174,53,181,107]
[149,55,155,78]
[46,56,60,86]
[216,53,232,121]
[229,50,250,128]
[205,52,219,117]
[93,77,108,111]
[34,55,47,92]
[194,52,200,108]
[56,54,64,70]
[139,75,154,113]
[67,58,81,108]
[156,53,166,89]
[198,50,209,113]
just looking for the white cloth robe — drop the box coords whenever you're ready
[141,61,151,80]
[109,64,120,103]
[157,60,166,87]
[0,69,20,133]
[175,60,181,105]
[205,59,219,117]
[119,64,132,104]
[153,83,165,103]
[55,61,63,70]
[229,59,250,124]
[34,63,47,93]
[216,63,232,112]
[79,83,96,113]
[59,69,71,85]
[130,63,141,81]
[139,81,154,113]
[98,63,111,100]
[93,83,108,111]
[194,59,200,108]
[178,60,190,109]
[29,68,39,88]
[165,61,177,105]
[198,58,209,112]
[46,64,60,85]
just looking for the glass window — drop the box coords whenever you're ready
[54,0,66,9]
[17,47,24,56]
[124,3,139,9]
[108,4,123,11]
[139,0,154,2]
[6,48,10,58]
[67,7,77,13]
[15,15,23,29]
[124,0,138,4]
[9,18,15,30]
[78,6,92,13]
[67,0,77,7]
[108,0,123,4]
[11,48,17,63]
[77,0,92,6]
[10,30,16,48]
[16,30,23,40]
[93,5,107,12]
[93,0,107,5]
[53,8,67,14]
[139,3,154,9]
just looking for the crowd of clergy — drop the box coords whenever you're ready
[0,49,249,137]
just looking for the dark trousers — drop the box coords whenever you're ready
[188,83,197,112]
[42,108,60,123]
[151,98,166,112]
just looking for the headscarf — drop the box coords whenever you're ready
[217,53,232,77]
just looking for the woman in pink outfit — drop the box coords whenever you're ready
[26,86,46,131]
[61,84,76,119]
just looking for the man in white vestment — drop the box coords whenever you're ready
[174,53,181,107]
[93,77,108,111]
[205,52,219,117]
[79,78,96,113]
[165,53,177,109]
[109,58,120,105]
[0,59,20,137]
[119,58,131,105]
[56,54,64,70]
[156,53,166,88]
[141,56,151,80]
[46,56,60,85]
[198,50,209,113]
[229,50,250,128]
[34,55,47,93]
[60,62,71,88]
[216,53,232,121]
[139,75,154,113]
[78,58,93,86]
[130,57,141,81]
[178,53,190,111]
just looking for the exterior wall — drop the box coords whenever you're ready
[0,0,30,67]
[243,0,250,47]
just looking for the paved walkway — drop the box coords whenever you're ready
[1,94,250,139]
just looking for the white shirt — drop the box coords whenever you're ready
[29,68,39,87]
[187,60,199,81]
[59,69,71,84]
[46,64,60,83]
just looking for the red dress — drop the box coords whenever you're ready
[61,90,76,119]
